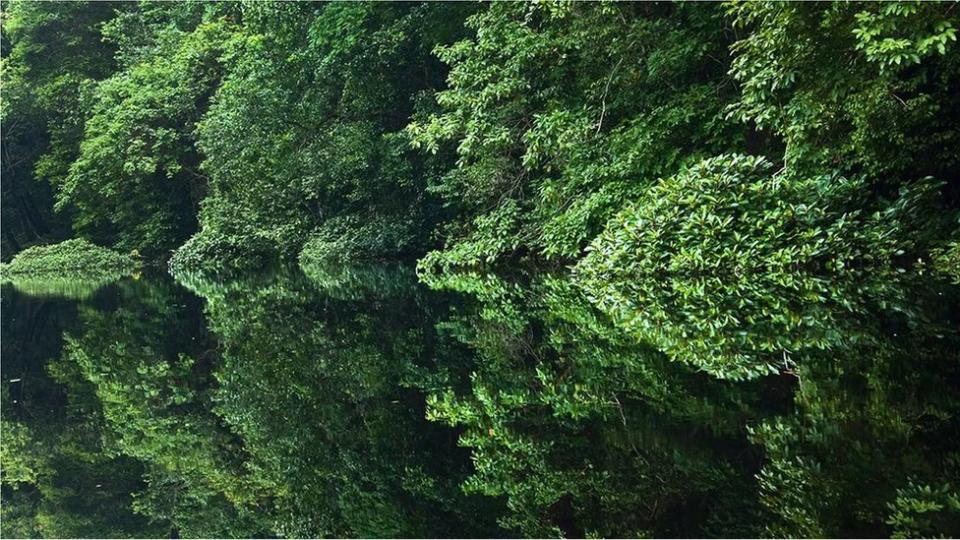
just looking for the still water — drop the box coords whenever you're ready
[2,264,958,538]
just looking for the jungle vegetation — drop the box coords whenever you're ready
[2,1,960,538]
[4,1,959,373]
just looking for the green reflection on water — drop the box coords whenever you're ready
[1,270,132,301]
[2,264,958,538]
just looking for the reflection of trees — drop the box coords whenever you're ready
[187,265,504,538]
[299,260,419,301]
[1,282,162,538]
[50,276,267,537]
[749,279,960,538]
[419,270,776,537]
[1,271,129,301]
[9,266,505,538]
[421,269,960,538]
[6,262,958,538]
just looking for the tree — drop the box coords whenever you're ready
[0,1,119,257]
[409,2,742,269]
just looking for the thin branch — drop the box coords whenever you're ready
[596,57,625,135]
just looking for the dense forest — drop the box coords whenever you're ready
[5,1,959,283]
[2,1,960,538]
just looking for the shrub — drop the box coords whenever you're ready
[298,214,420,266]
[0,238,135,276]
[575,154,942,380]
[169,230,277,274]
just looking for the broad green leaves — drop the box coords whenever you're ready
[576,154,945,379]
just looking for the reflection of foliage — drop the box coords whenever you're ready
[299,260,418,301]
[2,448,153,539]
[55,276,269,537]
[6,258,960,537]
[886,480,960,539]
[421,269,772,537]
[1,273,127,300]
[934,241,960,284]
[1,422,49,487]
[30,456,156,538]
[424,266,960,538]
[1,341,161,538]
[183,266,504,537]
[168,264,287,301]
[748,280,960,537]
[1,275,161,538]
[1,266,751,537]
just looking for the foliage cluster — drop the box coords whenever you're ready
[1,1,118,259]
[0,238,135,276]
[575,154,944,379]
[5,2,955,272]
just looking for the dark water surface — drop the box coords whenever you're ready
[2,264,958,538]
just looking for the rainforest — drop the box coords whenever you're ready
[2,1,959,538]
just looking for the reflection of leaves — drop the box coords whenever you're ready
[45,273,269,537]
[424,264,960,538]
[8,258,959,538]
[169,264,295,301]
[300,261,419,301]
[0,422,49,486]
[1,272,128,300]
[1,335,164,539]
[886,480,960,539]
[933,241,960,284]
[180,265,504,537]
[747,279,960,537]
[423,268,771,537]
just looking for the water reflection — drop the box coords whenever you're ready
[1,270,133,301]
[1,264,958,537]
